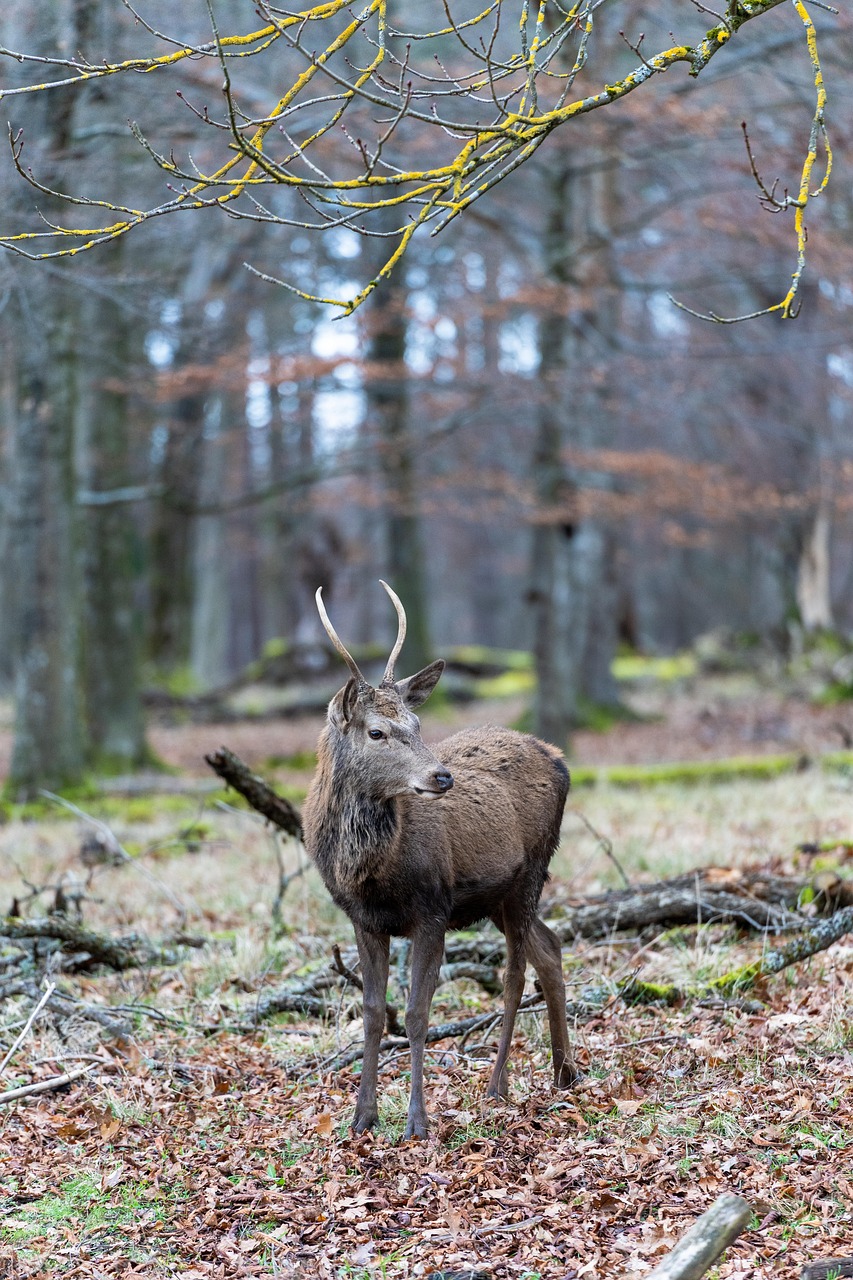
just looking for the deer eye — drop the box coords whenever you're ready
[367,728,385,741]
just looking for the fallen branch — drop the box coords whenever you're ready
[207,750,850,939]
[234,971,344,1029]
[0,917,183,973]
[0,982,56,1075]
[641,1193,752,1280]
[718,904,853,995]
[552,877,804,942]
[41,791,188,924]
[242,889,853,1044]
[0,1063,97,1105]
[1,978,133,1042]
[205,747,303,839]
[307,990,606,1077]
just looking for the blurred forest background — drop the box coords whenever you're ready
[2,12,853,1273]
[0,0,852,796]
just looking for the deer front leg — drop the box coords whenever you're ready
[352,926,390,1133]
[404,925,445,1139]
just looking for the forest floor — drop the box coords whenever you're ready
[1,670,852,1279]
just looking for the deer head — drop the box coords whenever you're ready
[316,581,452,799]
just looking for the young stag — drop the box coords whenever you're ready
[302,581,579,1139]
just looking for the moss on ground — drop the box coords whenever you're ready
[570,752,853,789]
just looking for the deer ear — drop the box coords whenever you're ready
[331,678,361,727]
[396,660,445,709]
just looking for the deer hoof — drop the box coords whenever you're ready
[485,1072,509,1100]
[554,1061,583,1089]
[404,1112,429,1140]
[352,1108,378,1133]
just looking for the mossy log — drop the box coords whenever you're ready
[711,905,853,995]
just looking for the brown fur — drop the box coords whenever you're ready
[303,595,580,1139]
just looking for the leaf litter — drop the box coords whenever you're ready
[1,708,852,1279]
[1,951,851,1279]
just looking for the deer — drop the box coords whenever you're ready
[301,580,580,1139]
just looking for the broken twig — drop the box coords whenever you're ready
[0,1063,97,1105]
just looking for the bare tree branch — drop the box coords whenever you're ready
[0,0,833,318]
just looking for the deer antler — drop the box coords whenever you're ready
[315,587,368,686]
[380,579,407,685]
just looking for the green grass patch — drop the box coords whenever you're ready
[3,783,311,828]
[2,1171,187,1255]
[816,680,853,706]
[263,750,318,772]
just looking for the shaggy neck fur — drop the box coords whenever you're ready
[312,725,402,890]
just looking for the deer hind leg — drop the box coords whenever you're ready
[486,907,529,1100]
[404,924,445,1139]
[526,916,581,1088]
[352,925,390,1133]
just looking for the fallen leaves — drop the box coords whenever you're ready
[4,984,850,1280]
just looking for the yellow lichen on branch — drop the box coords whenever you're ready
[0,0,835,318]
[776,0,831,319]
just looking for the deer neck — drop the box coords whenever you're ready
[314,729,403,889]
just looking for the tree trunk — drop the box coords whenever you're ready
[77,248,148,768]
[0,352,14,690]
[8,272,87,797]
[67,0,149,769]
[530,143,584,748]
[364,231,432,675]
[190,400,230,690]
[530,114,622,746]
[4,5,92,797]
[147,392,204,672]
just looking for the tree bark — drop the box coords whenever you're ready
[8,273,87,798]
[530,139,584,749]
[148,390,204,671]
[365,221,432,675]
[190,398,231,689]
[77,245,148,768]
[66,0,147,768]
[1,6,95,797]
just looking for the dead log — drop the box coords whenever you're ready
[801,1258,853,1280]
[759,904,853,977]
[640,1193,752,1280]
[552,883,800,940]
[1,918,181,973]
[205,747,303,839]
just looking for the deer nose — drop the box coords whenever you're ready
[433,769,454,792]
